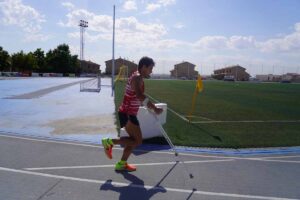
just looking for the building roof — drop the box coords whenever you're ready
[174,61,196,66]
[214,65,245,72]
[105,57,136,65]
[80,60,100,67]
[285,73,300,76]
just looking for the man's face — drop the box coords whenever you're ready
[142,65,153,78]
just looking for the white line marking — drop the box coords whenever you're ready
[24,159,234,171]
[0,166,297,200]
[0,133,105,148]
[1,133,298,162]
[256,160,300,164]
[0,133,228,158]
[258,155,300,160]
[190,120,300,124]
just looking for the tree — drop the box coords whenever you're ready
[70,55,80,75]
[11,51,37,72]
[33,48,45,72]
[0,46,11,71]
[45,44,73,74]
[27,52,38,72]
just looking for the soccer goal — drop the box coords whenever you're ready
[80,76,101,92]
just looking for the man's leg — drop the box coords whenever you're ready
[120,120,142,161]
[102,111,129,159]
[115,120,142,171]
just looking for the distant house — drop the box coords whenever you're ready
[256,74,281,82]
[282,73,300,82]
[170,61,198,80]
[105,57,137,76]
[79,60,101,75]
[255,73,300,83]
[212,65,250,81]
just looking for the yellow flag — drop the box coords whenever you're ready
[187,74,204,121]
[196,75,203,93]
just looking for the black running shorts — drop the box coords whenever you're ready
[118,111,140,127]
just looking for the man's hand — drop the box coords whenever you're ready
[154,107,163,115]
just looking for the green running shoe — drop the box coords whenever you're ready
[115,161,136,172]
[101,138,113,159]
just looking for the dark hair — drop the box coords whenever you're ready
[138,56,155,70]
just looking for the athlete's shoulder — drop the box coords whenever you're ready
[131,72,142,82]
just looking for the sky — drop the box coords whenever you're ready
[0,0,300,76]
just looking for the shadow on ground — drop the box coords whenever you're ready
[100,162,196,200]
[100,172,166,200]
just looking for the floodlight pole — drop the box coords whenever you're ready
[235,66,238,81]
[79,20,88,61]
[111,5,115,97]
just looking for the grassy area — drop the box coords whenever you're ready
[114,80,300,148]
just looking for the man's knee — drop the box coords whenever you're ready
[136,138,142,146]
[132,137,142,147]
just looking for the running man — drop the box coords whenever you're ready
[102,56,163,172]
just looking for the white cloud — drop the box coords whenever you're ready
[194,36,228,49]
[0,0,50,42]
[228,36,256,49]
[295,22,300,32]
[69,44,80,56]
[0,0,45,33]
[60,7,170,49]
[158,0,176,6]
[68,31,108,42]
[193,35,256,50]
[24,33,51,42]
[145,3,161,13]
[174,22,184,29]
[144,0,176,13]
[123,0,137,11]
[154,39,189,49]
[259,23,300,53]
[62,2,75,11]
[59,8,112,33]
[192,22,300,53]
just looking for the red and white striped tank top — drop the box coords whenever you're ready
[118,71,144,116]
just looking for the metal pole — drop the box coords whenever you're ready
[80,26,82,60]
[79,20,88,75]
[187,64,189,79]
[111,5,115,97]
[236,66,238,81]
[82,28,84,60]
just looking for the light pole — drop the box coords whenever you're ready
[235,65,238,81]
[111,5,115,97]
[79,20,88,61]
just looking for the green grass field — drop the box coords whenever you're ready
[114,80,300,148]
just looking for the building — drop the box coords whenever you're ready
[255,73,300,83]
[256,74,282,82]
[105,57,137,76]
[79,60,100,75]
[212,65,250,81]
[282,73,300,82]
[170,61,198,80]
